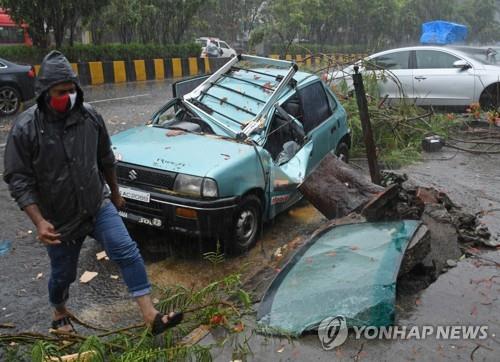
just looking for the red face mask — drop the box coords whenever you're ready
[49,94,70,113]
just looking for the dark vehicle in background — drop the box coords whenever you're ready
[0,57,35,116]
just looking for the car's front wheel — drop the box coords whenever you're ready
[480,83,500,110]
[224,195,262,255]
[0,86,21,116]
[335,142,350,163]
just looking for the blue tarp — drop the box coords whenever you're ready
[420,21,468,45]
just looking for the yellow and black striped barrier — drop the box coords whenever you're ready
[33,54,365,86]
[35,57,216,86]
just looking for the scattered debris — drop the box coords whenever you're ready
[166,129,185,137]
[0,239,12,256]
[422,135,445,152]
[179,325,211,346]
[421,204,462,276]
[96,250,109,261]
[79,271,98,284]
[36,272,43,280]
[110,275,119,280]
[446,259,458,268]
[399,225,431,276]
[415,187,438,205]
[47,351,95,362]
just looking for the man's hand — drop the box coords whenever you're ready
[111,192,126,209]
[36,219,61,245]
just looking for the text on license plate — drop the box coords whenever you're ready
[119,186,150,203]
[118,211,163,227]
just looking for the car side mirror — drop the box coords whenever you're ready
[219,48,223,55]
[453,60,471,70]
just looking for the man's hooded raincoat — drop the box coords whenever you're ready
[3,51,116,242]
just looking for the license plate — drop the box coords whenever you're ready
[119,186,150,203]
[118,210,163,228]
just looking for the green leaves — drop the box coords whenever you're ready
[0,43,202,64]
[78,336,105,362]
[31,341,60,362]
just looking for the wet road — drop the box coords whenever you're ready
[1,81,500,361]
[204,148,500,361]
[0,80,179,335]
[0,79,327,333]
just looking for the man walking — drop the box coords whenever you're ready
[3,51,181,334]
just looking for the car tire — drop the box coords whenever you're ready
[224,195,262,255]
[335,142,350,163]
[0,85,21,116]
[479,84,500,111]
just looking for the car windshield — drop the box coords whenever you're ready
[455,47,500,65]
[196,39,207,47]
[153,101,215,134]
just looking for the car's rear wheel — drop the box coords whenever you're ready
[0,86,21,116]
[224,195,262,255]
[335,142,350,163]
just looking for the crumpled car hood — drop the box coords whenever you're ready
[111,125,254,176]
[257,220,421,336]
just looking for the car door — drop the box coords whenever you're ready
[368,50,414,102]
[219,41,232,57]
[297,81,337,169]
[265,82,336,217]
[413,49,475,106]
[172,74,210,98]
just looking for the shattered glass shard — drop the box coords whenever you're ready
[257,221,420,336]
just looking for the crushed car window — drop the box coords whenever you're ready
[154,102,215,134]
[257,220,421,336]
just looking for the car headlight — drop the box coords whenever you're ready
[173,174,218,198]
[202,178,218,198]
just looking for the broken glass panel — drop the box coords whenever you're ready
[257,221,421,336]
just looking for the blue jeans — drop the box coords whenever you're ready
[46,201,151,308]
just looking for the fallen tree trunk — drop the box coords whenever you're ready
[298,153,384,219]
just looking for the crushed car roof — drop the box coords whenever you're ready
[182,55,316,138]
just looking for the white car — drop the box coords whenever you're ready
[196,37,237,58]
[328,46,500,109]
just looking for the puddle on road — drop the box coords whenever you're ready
[146,202,325,290]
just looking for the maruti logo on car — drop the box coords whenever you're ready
[128,169,138,181]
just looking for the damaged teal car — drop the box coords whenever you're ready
[111,55,351,254]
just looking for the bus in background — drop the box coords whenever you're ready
[0,9,32,46]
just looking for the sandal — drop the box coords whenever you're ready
[151,312,183,335]
[50,316,76,333]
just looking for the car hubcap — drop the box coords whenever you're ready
[236,210,257,243]
[0,89,19,114]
